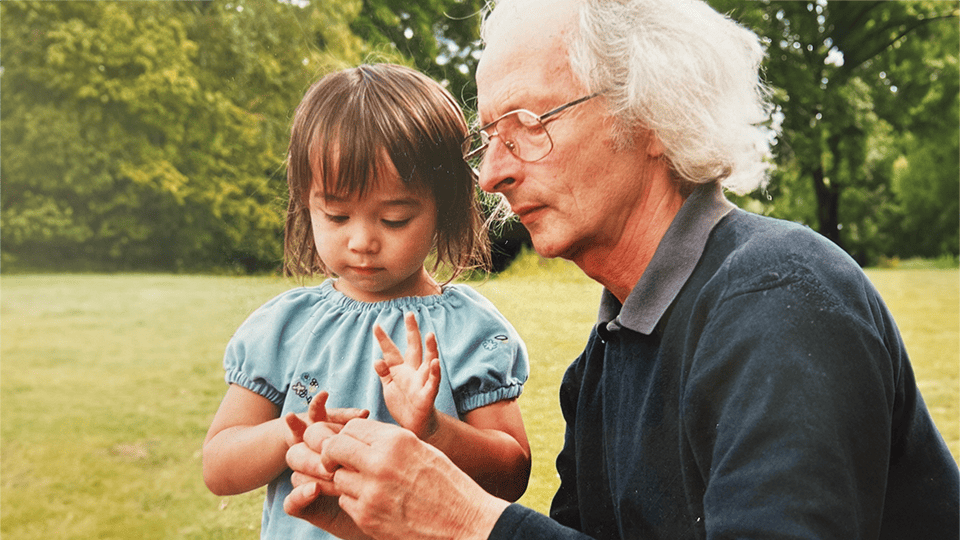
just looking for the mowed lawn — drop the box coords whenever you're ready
[2,262,957,539]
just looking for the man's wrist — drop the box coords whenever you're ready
[457,493,510,540]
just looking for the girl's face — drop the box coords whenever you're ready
[308,161,439,303]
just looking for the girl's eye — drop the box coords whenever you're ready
[382,218,411,229]
[325,214,348,224]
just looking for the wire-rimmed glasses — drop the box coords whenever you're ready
[461,91,604,170]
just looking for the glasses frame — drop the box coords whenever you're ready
[462,91,605,165]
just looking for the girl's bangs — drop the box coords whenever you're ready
[308,94,425,199]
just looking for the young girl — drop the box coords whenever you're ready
[202,64,531,539]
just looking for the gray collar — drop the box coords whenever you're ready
[598,182,735,335]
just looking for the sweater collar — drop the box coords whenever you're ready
[598,182,735,335]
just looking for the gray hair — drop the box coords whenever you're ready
[482,0,775,194]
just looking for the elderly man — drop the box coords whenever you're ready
[284,0,960,538]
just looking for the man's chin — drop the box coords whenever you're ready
[528,236,573,262]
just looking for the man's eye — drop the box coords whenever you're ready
[382,219,411,229]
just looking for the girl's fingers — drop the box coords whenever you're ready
[421,357,441,406]
[373,323,403,366]
[374,358,392,381]
[425,332,439,363]
[404,312,423,368]
[286,413,308,442]
[307,391,330,423]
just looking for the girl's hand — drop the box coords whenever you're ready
[373,312,441,440]
[285,391,370,466]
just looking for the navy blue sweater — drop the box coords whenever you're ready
[490,188,959,539]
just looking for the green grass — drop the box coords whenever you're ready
[2,261,957,538]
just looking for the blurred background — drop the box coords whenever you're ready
[2,0,958,273]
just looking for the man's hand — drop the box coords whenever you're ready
[284,391,370,449]
[295,418,510,540]
[283,392,371,540]
[373,312,441,439]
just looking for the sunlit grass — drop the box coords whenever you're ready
[1,261,956,537]
[863,268,960,460]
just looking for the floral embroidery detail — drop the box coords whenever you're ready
[481,334,509,350]
[292,373,321,407]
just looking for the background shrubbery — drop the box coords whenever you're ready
[2,1,958,273]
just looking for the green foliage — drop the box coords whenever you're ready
[1,1,370,272]
[352,0,485,105]
[716,0,959,265]
[3,1,956,271]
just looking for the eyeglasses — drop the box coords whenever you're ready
[461,91,604,169]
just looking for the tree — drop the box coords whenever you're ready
[714,0,958,263]
[1,0,370,271]
[350,0,485,106]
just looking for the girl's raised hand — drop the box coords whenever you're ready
[373,312,441,440]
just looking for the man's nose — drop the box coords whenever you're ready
[476,138,521,193]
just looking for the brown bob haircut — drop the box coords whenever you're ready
[284,64,490,281]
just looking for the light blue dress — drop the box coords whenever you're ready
[222,279,529,539]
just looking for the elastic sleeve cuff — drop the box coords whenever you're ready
[224,369,284,406]
[456,383,523,415]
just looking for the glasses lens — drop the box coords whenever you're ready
[461,110,555,170]
[462,131,488,169]
[499,111,552,162]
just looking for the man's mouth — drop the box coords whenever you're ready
[512,204,546,225]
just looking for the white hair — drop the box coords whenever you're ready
[482,0,775,194]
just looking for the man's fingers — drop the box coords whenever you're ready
[330,466,365,502]
[283,481,323,518]
[292,470,339,494]
[316,427,373,473]
[287,441,333,480]
[316,418,410,475]
[326,407,370,425]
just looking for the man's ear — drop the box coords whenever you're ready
[646,132,666,158]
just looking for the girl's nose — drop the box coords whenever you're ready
[347,223,380,253]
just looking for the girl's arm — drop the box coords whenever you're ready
[203,384,291,496]
[426,398,531,502]
[375,313,531,502]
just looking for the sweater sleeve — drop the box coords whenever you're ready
[549,345,588,531]
[489,504,594,540]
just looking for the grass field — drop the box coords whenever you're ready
[2,260,957,538]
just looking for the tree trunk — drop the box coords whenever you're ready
[812,165,842,248]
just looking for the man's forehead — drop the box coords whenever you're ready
[477,0,581,115]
